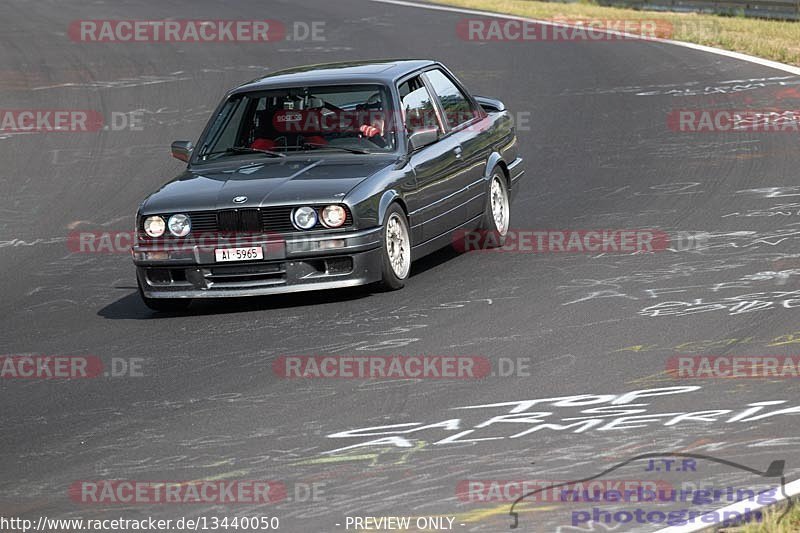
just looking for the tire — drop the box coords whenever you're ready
[378,203,412,290]
[478,169,511,247]
[137,276,192,312]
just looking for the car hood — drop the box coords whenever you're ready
[141,155,395,214]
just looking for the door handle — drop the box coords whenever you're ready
[454,146,463,159]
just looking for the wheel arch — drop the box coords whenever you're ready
[485,152,510,188]
[378,190,409,226]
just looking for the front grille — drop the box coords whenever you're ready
[217,209,262,232]
[139,205,353,241]
[188,212,217,233]
[217,210,239,232]
[261,206,295,233]
[204,263,287,288]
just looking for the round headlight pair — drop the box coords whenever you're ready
[292,205,347,230]
[143,214,191,238]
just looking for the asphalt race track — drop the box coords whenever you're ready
[2,0,800,531]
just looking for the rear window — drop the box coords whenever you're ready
[424,69,477,129]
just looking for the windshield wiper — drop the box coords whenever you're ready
[204,146,286,159]
[302,142,370,155]
[225,146,286,158]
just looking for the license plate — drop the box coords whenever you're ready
[214,247,264,262]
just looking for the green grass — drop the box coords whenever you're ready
[724,502,800,532]
[430,0,800,66]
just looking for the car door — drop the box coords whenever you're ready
[399,75,466,242]
[422,68,493,223]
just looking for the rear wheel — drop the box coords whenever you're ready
[137,276,192,312]
[478,169,510,247]
[378,204,411,290]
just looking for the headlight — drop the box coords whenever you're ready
[168,214,191,237]
[321,205,347,228]
[292,206,318,230]
[143,216,166,238]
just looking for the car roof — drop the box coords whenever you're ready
[232,59,438,93]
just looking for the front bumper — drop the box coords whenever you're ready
[133,227,383,298]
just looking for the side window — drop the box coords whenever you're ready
[398,76,442,134]
[424,69,477,129]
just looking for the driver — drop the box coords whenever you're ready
[359,114,386,147]
[357,92,388,148]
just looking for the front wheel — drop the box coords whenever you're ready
[478,170,511,247]
[378,204,411,290]
[137,276,192,312]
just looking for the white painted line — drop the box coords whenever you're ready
[652,478,800,532]
[369,0,800,76]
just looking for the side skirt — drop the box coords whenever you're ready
[410,213,483,261]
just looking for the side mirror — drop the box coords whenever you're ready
[171,141,193,163]
[408,127,439,152]
[474,95,506,113]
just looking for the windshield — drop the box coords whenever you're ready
[196,84,397,161]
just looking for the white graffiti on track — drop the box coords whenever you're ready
[321,386,800,454]
[124,105,216,127]
[737,187,800,198]
[0,237,67,248]
[560,267,800,306]
[639,289,800,317]
[583,182,704,197]
[692,229,800,251]
[560,76,800,97]
[29,67,265,91]
[31,73,193,91]
[722,203,800,218]
[635,76,800,97]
